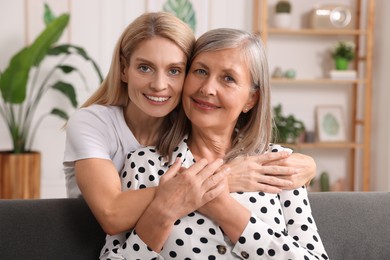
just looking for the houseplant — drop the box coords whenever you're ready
[273,0,292,28]
[163,0,196,32]
[0,4,103,198]
[331,41,355,70]
[272,103,305,143]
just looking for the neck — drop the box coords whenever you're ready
[123,102,164,146]
[188,126,233,162]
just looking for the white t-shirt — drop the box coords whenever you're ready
[63,104,140,198]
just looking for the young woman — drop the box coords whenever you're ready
[63,12,316,237]
[101,28,328,259]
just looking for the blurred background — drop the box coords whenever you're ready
[0,0,388,198]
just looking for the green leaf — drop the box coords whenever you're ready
[0,14,70,104]
[47,45,72,55]
[0,47,32,103]
[48,44,104,82]
[70,45,104,82]
[69,45,88,59]
[50,108,69,120]
[163,0,196,32]
[44,3,56,25]
[51,81,78,107]
[57,65,75,74]
[30,14,70,66]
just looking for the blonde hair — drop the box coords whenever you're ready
[82,12,195,107]
[159,28,272,162]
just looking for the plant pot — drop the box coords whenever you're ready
[335,57,349,70]
[0,151,41,199]
[273,13,292,28]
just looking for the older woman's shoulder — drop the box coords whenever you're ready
[267,143,293,154]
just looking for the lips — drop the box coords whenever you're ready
[192,97,220,109]
[144,94,170,103]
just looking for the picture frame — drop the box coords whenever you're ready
[316,106,346,142]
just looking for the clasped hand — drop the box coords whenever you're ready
[153,151,311,222]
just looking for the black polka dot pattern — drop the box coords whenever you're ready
[100,139,328,259]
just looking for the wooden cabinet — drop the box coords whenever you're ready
[252,0,375,191]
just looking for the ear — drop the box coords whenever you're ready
[121,68,128,83]
[243,91,259,113]
[120,57,128,83]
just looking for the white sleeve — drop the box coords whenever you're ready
[103,229,164,260]
[64,108,112,163]
[231,187,328,259]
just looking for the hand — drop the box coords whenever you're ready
[132,158,227,252]
[197,174,251,244]
[152,158,227,222]
[264,152,316,189]
[197,172,230,219]
[223,151,297,193]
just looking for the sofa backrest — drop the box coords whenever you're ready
[1,192,389,259]
[309,192,390,260]
[0,198,105,260]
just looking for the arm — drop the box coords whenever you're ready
[103,158,227,259]
[225,149,316,193]
[130,158,226,252]
[199,186,329,259]
[66,107,157,234]
[75,158,156,235]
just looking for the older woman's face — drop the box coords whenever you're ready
[182,48,258,131]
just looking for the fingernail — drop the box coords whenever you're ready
[223,167,231,174]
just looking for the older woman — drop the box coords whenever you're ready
[100,28,328,259]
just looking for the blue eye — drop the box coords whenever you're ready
[169,68,181,75]
[139,65,151,72]
[195,68,207,75]
[224,75,235,83]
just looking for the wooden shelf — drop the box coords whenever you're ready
[253,0,375,191]
[280,142,364,150]
[267,28,365,36]
[270,78,364,85]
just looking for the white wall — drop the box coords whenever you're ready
[0,0,388,197]
[372,0,390,191]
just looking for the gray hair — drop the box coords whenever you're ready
[158,28,272,162]
[192,28,272,161]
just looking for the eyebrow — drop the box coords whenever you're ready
[134,57,186,67]
[192,61,240,75]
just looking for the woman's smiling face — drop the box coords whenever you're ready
[121,36,187,118]
[182,48,258,132]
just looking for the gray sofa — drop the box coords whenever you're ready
[0,192,389,259]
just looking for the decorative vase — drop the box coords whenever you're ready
[0,151,41,199]
[273,13,292,28]
[335,57,349,70]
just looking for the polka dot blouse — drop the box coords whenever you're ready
[100,137,329,260]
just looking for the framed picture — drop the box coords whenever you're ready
[316,106,346,142]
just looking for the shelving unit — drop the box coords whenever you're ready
[253,0,375,191]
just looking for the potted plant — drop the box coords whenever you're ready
[331,41,355,70]
[0,4,103,199]
[272,104,305,143]
[273,0,292,28]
